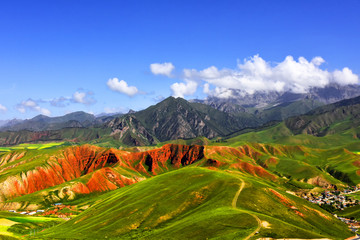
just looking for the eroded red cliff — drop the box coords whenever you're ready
[0,144,205,201]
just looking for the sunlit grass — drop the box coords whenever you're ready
[0,142,66,152]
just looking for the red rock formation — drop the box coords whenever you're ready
[30,131,51,142]
[0,144,205,201]
[237,145,263,160]
[86,168,139,192]
[353,160,360,168]
[0,145,123,200]
[122,144,205,175]
[264,157,279,168]
[230,162,276,180]
[0,151,26,167]
[205,159,224,168]
[0,143,283,203]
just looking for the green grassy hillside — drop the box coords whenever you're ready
[38,167,352,239]
[0,211,63,239]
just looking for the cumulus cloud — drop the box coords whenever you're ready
[71,91,95,105]
[48,91,96,107]
[17,99,51,116]
[179,55,359,98]
[203,83,234,99]
[0,104,7,112]
[73,92,86,103]
[333,67,359,85]
[107,78,139,96]
[170,80,198,98]
[150,62,175,77]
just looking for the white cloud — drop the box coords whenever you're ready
[0,104,7,112]
[203,84,234,99]
[72,91,96,105]
[17,99,51,116]
[170,80,198,98]
[107,78,139,96]
[73,91,86,103]
[150,62,175,77]
[23,99,37,107]
[181,55,359,98]
[37,107,51,116]
[333,67,359,85]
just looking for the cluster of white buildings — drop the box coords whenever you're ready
[303,189,358,210]
[8,209,44,215]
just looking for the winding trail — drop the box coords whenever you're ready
[232,178,245,208]
[231,175,261,240]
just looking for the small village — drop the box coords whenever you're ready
[302,188,359,210]
[302,187,360,234]
[9,203,80,220]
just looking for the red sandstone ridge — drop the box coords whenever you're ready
[0,144,205,201]
[0,145,123,200]
[230,162,276,180]
[0,143,279,204]
[122,144,205,175]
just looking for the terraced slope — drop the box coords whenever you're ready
[37,168,352,239]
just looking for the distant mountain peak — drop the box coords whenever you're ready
[195,83,360,111]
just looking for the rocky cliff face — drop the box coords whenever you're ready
[107,115,158,146]
[108,97,258,144]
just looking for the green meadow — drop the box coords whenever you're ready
[0,142,70,152]
[0,211,63,239]
[37,167,352,239]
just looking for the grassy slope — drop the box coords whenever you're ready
[38,167,352,239]
[0,140,358,238]
[334,205,360,221]
[0,211,63,239]
[0,142,71,152]
[219,122,360,149]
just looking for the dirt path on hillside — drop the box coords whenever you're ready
[232,178,245,208]
[230,173,261,240]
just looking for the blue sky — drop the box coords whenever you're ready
[0,0,359,119]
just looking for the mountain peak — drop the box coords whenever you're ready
[31,114,51,121]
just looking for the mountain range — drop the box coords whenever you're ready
[2,84,360,239]
[1,83,360,147]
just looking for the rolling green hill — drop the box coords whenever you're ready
[37,167,352,239]
[0,140,359,238]
[0,211,63,239]
[285,95,360,136]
